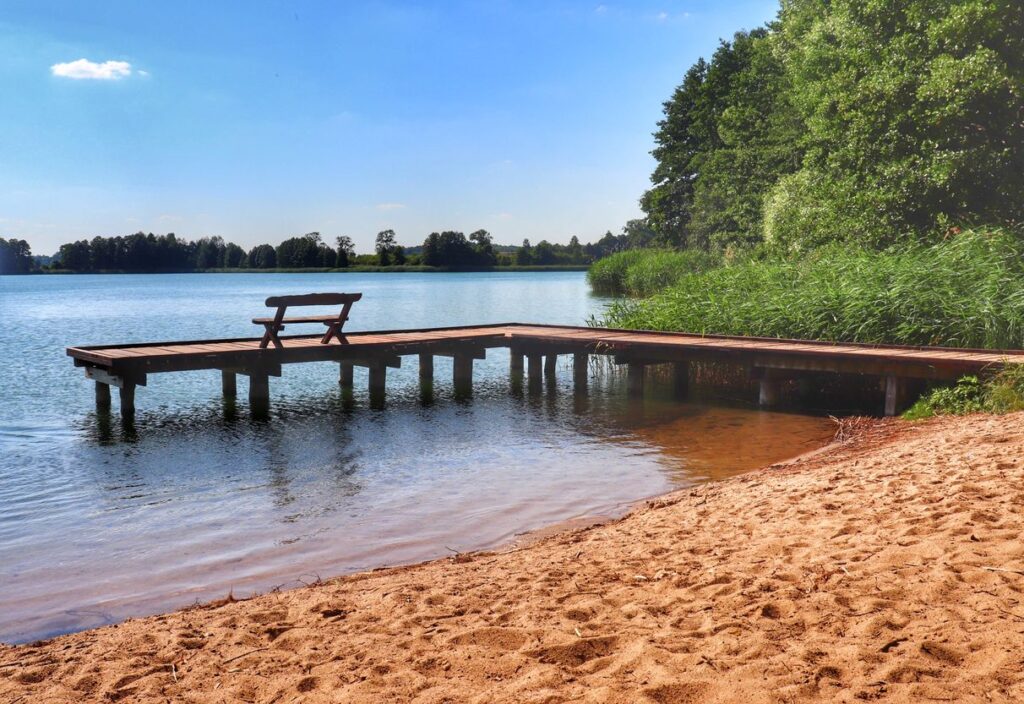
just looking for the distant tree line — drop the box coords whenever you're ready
[8,227,638,273]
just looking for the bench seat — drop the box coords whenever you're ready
[252,314,340,325]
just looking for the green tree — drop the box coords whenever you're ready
[375,229,398,266]
[0,238,33,273]
[764,0,1024,250]
[248,244,277,269]
[335,236,355,267]
[515,238,533,265]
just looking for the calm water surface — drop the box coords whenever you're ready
[0,272,834,643]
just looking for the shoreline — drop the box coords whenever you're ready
[9,264,592,275]
[5,412,1024,701]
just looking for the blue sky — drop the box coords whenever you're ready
[1,1,778,254]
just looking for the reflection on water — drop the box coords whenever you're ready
[0,273,835,644]
[1,368,833,643]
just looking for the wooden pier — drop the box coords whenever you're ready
[68,323,1024,418]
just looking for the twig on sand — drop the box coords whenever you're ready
[982,566,1024,576]
[167,662,178,683]
[223,647,269,664]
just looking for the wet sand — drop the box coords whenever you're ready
[4,412,1024,702]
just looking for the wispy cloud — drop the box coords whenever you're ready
[375,203,406,211]
[51,59,133,80]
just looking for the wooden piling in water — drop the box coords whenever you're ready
[419,354,434,384]
[527,354,543,392]
[510,350,524,378]
[544,354,557,380]
[758,378,781,407]
[249,374,269,404]
[673,361,689,400]
[95,381,111,410]
[119,384,136,415]
[573,353,588,390]
[453,354,474,397]
[627,363,644,397]
[339,362,354,388]
[222,370,237,398]
[368,364,387,408]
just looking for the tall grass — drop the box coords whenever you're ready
[601,228,1024,349]
[588,249,720,297]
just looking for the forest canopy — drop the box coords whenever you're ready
[641,0,1024,253]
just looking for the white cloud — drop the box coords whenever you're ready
[594,4,608,14]
[51,59,132,80]
[375,203,406,211]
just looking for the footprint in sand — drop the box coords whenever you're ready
[643,681,712,703]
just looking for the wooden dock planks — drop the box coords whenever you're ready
[69,322,1024,382]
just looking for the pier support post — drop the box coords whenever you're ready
[510,351,524,379]
[758,378,781,408]
[245,374,266,401]
[627,363,645,398]
[453,354,474,398]
[419,354,434,384]
[119,383,136,416]
[573,353,588,391]
[544,354,558,381]
[884,375,908,417]
[95,381,111,410]
[339,362,354,389]
[527,354,543,394]
[221,370,237,398]
[368,365,387,409]
[673,361,690,400]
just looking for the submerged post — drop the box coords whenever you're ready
[510,350,524,379]
[627,363,645,398]
[249,373,269,406]
[758,378,781,407]
[419,354,434,384]
[119,383,136,416]
[673,361,690,400]
[544,354,558,381]
[453,354,474,398]
[339,362,354,389]
[573,353,588,390]
[95,381,111,410]
[368,364,387,409]
[527,354,543,393]
[221,370,237,398]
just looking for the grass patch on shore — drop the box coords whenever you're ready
[598,229,1024,349]
[903,367,1024,420]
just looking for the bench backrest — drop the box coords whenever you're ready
[264,292,363,308]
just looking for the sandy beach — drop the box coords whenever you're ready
[3,412,1024,703]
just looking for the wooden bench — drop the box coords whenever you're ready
[253,293,362,349]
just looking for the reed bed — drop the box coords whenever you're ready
[600,229,1024,350]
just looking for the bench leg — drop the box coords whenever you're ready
[260,323,284,349]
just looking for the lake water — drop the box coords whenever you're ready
[0,272,834,643]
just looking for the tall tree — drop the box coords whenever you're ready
[335,236,355,267]
[375,229,398,266]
